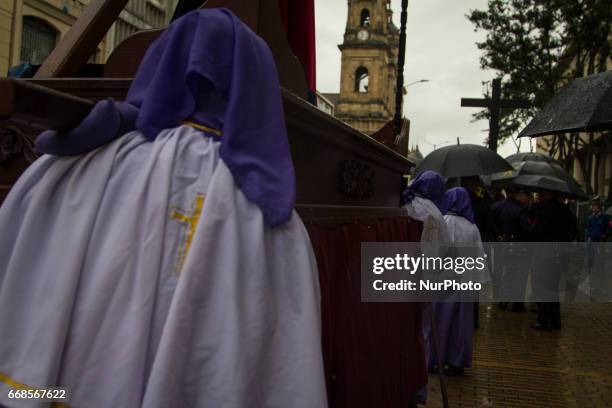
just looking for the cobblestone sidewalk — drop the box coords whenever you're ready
[425,303,612,407]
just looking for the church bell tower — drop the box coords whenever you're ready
[335,0,400,135]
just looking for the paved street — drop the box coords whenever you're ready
[426,303,612,407]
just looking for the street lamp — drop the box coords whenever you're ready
[400,79,430,144]
[424,139,450,150]
[406,79,430,87]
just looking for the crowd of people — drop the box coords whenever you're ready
[493,188,579,331]
[400,169,612,382]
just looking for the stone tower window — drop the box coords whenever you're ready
[360,9,371,27]
[355,66,369,92]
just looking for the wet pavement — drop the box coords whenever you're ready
[425,303,612,407]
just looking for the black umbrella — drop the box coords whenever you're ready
[415,144,512,178]
[519,71,612,137]
[490,161,588,200]
[505,152,560,165]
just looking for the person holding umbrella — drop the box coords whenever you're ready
[460,176,496,328]
[492,188,532,312]
[490,160,588,201]
[460,176,497,243]
[524,190,578,331]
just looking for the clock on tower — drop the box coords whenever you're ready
[357,29,369,41]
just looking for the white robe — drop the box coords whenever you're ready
[444,214,490,284]
[404,196,450,388]
[0,126,327,408]
[403,196,450,256]
[428,214,489,369]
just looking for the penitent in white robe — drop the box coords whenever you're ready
[444,214,489,285]
[403,196,450,257]
[0,126,327,408]
[430,214,489,369]
[404,196,449,401]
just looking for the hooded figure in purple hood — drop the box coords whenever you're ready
[441,187,476,224]
[0,9,327,408]
[35,7,294,227]
[429,187,489,375]
[401,170,450,256]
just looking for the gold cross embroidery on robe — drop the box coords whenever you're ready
[170,193,205,274]
[422,219,437,242]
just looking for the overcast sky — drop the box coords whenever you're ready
[314,0,533,157]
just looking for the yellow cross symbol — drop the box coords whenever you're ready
[423,219,437,242]
[170,193,205,274]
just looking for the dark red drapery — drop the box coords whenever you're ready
[306,217,426,408]
[278,0,316,93]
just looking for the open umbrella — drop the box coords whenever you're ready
[519,71,612,137]
[415,144,512,178]
[490,161,588,200]
[505,152,560,165]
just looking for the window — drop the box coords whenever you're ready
[360,9,371,27]
[113,0,167,49]
[20,16,57,64]
[355,66,369,93]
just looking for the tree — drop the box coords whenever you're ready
[467,0,611,148]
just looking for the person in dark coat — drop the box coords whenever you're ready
[525,191,577,331]
[586,199,611,242]
[462,176,496,328]
[462,177,496,242]
[492,189,531,312]
[493,190,531,242]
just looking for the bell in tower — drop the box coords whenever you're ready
[335,0,400,135]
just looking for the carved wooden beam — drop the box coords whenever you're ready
[0,79,94,131]
[0,77,411,208]
[35,0,130,78]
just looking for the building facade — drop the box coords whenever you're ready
[333,0,401,135]
[0,0,176,76]
[315,91,335,116]
[537,130,612,200]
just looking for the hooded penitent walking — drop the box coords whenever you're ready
[430,187,488,375]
